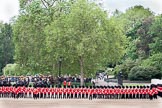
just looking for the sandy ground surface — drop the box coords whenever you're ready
[0,98,162,108]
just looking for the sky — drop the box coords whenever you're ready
[0,0,162,23]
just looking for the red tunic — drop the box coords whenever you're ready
[106,89,110,95]
[152,88,158,95]
[157,87,162,92]
[149,89,153,96]
[63,81,66,86]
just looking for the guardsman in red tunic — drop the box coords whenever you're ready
[51,86,55,98]
[125,86,128,99]
[38,87,42,98]
[88,86,93,100]
[9,86,12,98]
[149,88,153,100]
[6,86,9,98]
[78,86,81,99]
[58,87,60,99]
[53,87,56,98]
[94,86,98,99]
[138,86,142,99]
[80,86,84,98]
[21,86,24,98]
[102,86,105,99]
[55,87,58,98]
[118,86,122,99]
[12,86,15,98]
[104,86,107,99]
[68,81,71,88]
[24,87,28,98]
[98,86,102,99]
[135,85,140,99]
[132,86,135,99]
[72,86,76,98]
[143,86,147,99]
[71,86,75,98]
[66,87,70,99]
[13,87,15,98]
[86,86,89,99]
[114,86,117,99]
[106,86,110,99]
[157,84,162,97]
[141,86,145,99]
[63,80,67,88]
[33,88,36,99]
[29,87,33,98]
[16,87,20,98]
[93,86,96,99]
[145,86,150,99]
[45,87,48,98]
[116,86,119,99]
[49,87,53,98]
[109,86,112,99]
[34,88,39,99]
[87,86,90,99]
[83,86,86,99]
[71,86,74,98]
[13,87,17,98]
[152,85,158,99]
[75,86,78,98]
[69,86,72,98]
[0,86,2,98]
[59,87,63,99]
[111,86,115,99]
[3,86,6,98]
[121,86,125,99]
[42,87,47,98]
[105,86,108,99]
[47,87,50,98]
[129,86,132,99]
[63,86,66,99]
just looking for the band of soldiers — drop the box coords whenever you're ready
[0,84,161,100]
[0,76,162,100]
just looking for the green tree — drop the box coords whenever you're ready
[135,17,154,59]
[13,0,74,76]
[45,0,126,85]
[149,15,162,54]
[141,53,162,73]
[0,23,14,75]
[122,5,153,34]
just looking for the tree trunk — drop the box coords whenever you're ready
[79,56,84,86]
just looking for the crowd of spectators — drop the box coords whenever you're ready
[0,75,92,88]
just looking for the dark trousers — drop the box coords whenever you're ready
[89,94,92,100]
[63,93,66,98]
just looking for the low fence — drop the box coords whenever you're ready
[123,80,151,83]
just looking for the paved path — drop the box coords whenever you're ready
[95,80,118,86]
[0,98,162,108]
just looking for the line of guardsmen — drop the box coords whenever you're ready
[0,84,161,100]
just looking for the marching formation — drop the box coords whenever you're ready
[0,84,161,100]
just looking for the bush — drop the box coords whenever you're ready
[2,64,19,76]
[141,53,162,73]
[113,59,138,79]
[128,66,162,81]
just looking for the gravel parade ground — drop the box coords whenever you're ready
[0,98,162,108]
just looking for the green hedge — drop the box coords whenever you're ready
[128,66,162,81]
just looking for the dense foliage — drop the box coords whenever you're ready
[112,6,162,80]
[128,66,161,81]
[12,0,126,85]
[1,1,162,82]
[0,23,14,75]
